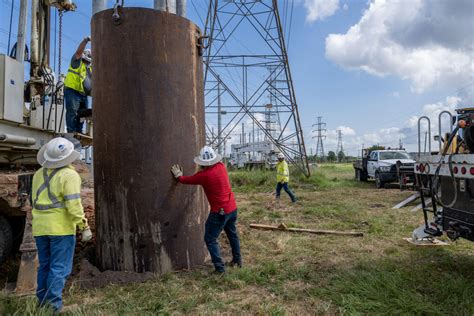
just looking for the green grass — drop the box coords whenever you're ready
[229,163,369,193]
[1,163,473,315]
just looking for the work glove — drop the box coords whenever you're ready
[81,227,93,242]
[84,36,91,42]
[171,164,183,179]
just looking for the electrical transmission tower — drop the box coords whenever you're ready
[336,129,344,154]
[203,0,310,176]
[312,116,326,160]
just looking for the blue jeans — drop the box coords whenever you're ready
[65,87,88,133]
[35,235,76,312]
[276,182,297,202]
[204,210,241,272]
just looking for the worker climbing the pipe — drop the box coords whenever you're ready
[31,137,92,312]
[275,153,297,203]
[64,36,92,133]
[171,146,242,274]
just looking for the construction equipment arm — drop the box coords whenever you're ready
[73,36,91,60]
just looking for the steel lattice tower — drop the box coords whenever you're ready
[336,129,344,154]
[312,116,326,159]
[203,0,310,176]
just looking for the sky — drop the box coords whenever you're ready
[1,0,473,157]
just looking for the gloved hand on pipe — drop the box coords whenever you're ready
[84,36,91,42]
[171,164,183,179]
[81,227,93,242]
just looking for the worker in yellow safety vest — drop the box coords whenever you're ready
[275,153,297,203]
[64,36,92,133]
[32,137,92,313]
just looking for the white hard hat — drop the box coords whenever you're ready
[82,49,92,63]
[277,153,285,159]
[194,146,222,166]
[37,137,80,169]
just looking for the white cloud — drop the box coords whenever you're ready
[306,94,469,156]
[325,0,474,93]
[342,3,348,11]
[302,0,340,22]
[336,125,356,136]
[391,91,400,98]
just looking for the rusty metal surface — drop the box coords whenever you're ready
[92,8,207,273]
[15,203,38,296]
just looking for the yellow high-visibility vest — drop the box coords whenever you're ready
[64,61,90,94]
[32,166,87,236]
[276,160,289,183]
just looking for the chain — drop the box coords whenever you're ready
[58,10,63,79]
[56,10,65,132]
[113,0,124,24]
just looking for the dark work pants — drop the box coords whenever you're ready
[204,210,241,272]
[64,87,88,133]
[276,182,297,202]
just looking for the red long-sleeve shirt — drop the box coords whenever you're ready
[178,162,237,214]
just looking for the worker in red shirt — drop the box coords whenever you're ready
[171,146,241,274]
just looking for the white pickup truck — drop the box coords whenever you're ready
[354,150,416,188]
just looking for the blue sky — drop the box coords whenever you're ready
[1,0,472,156]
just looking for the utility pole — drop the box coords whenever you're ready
[312,116,326,160]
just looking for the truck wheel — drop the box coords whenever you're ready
[0,216,13,264]
[375,172,385,189]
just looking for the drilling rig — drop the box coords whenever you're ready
[0,0,90,294]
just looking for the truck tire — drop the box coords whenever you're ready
[375,172,385,189]
[0,216,13,264]
[360,170,368,182]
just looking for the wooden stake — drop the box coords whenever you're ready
[249,223,363,237]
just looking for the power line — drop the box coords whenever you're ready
[6,0,14,53]
[190,0,205,27]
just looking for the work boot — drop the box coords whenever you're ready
[226,260,242,268]
[211,269,225,276]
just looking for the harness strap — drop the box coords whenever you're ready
[33,168,65,211]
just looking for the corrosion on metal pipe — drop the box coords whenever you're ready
[92,8,206,273]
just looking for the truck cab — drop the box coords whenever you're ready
[354,149,415,188]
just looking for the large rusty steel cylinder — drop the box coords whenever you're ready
[92,8,207,273]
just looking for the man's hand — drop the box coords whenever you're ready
[81,227,92,242]
[171,164,183,179]
[84,36,91,42]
